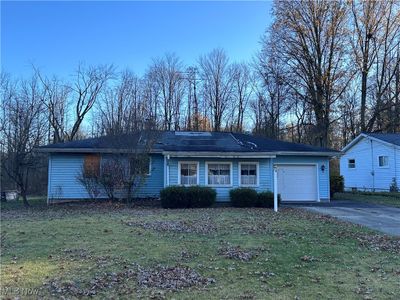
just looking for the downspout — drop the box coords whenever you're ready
[166,155,170,186]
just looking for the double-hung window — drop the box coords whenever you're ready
[207,163,231,186]
[378,156,389,167]
[240,163,258,186]
[348,159,356,169]
[179,162,198,185]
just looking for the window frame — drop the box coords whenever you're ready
[178,161,200,186]
[239,162,259,187]
[377,155,389,168]
[205,161,233,187]
[348,158,356,169]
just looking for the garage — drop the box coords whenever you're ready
[276,164,319,202]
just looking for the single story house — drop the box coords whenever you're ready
[340,133,400,192]
[39,131,338,203]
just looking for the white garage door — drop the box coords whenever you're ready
[277,165,318,202]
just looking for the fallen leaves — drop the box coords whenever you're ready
[137,265,215,291]
[126,216,216,235]
[218,243,264,261]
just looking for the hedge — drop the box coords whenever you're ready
[256,191,281,208]
[160,186,216,209]
[229,188,257,207]
[230,188,281,208]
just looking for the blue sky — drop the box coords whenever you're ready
[1,1,273,79]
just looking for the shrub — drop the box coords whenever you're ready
[229,188,258,207]
[160,186,216,209]
[389,177,399,193]
[256,191,281,208]
[330,175,344,197]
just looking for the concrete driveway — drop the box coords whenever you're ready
[293,201,400,236]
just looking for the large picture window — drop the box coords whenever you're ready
[239,163,258,186]
[179,162,199,185]
[207,163,231,186]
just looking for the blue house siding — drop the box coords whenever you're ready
[47,153,330,203]
[273,156,330,201]
[167,158,272,201]
[48,153,164,201]
[340,136,400,191]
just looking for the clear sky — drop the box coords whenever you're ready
[1,1,273,79]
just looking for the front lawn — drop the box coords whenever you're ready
[334,192,400,208]
[1,200,399,299]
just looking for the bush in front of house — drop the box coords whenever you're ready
[229,188,258,207]
[256,191,281,208]
[330,175,344,197]
[160,186,216,209]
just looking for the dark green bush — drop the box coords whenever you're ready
[160,186,216,209]
[256,191,281,208]
[229,188,258,207]
[330,175,344,197]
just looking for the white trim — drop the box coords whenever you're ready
[347,158,356,169]
[273,163,320,202]
[238,162,259,187]
[163,155,167,188]
[342,133,400,153]
[205,161,233,187]
[377,155,389,168]
[178,161,200,186]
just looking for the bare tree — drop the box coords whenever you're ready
[149,54,185,131]
[39,64,114,142]
[230,63,253,132]
[350,0,400,132]
[270,0,352,147]
[0,74,47,206]
[199,49,234,131]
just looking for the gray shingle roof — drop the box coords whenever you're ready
[38,131,339,154]
[364,133,400,146]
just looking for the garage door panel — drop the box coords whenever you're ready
[277,165,318,202]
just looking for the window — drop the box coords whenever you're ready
[348,159,356,169]
[207,163,231,186]
[84,154,100,177]
[240,163,258,186]
[378,156,389,167]
[130,156,151,176]
[179,162,198,185]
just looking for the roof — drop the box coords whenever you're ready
[342,132,400,152]
[38,131,339,156]
[363,133,400,146]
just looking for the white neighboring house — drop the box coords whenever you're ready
[340,133,400,192]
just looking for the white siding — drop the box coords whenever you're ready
[340,137,399,191]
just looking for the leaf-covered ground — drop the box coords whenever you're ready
[1,200,399,299]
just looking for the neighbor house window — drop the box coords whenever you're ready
[207,163,231,185]
[179,162,199,185]
[84,154,100,177]
[130,156,151,176]
[378,156,389,167]
[348,159,356,169]
[239,163,258,186]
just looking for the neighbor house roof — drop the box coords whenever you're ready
[342,132,400,152]
[38,131,339,156]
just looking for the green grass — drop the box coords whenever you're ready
[334,192,400,208]
[1,199,399,299]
